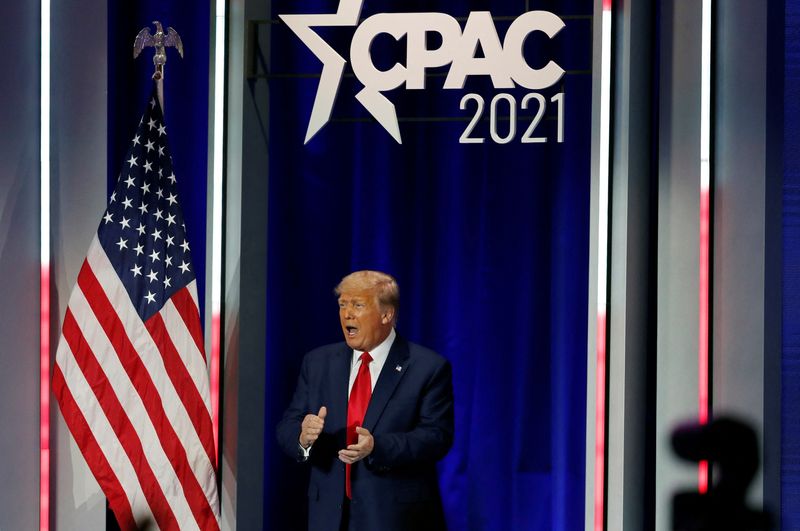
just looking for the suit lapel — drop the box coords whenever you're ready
[329,344,352,437]
[363,336,411,432]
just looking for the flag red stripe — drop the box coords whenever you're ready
[52,365,139,531]
[145,312,217,468]
[77,263,219,531]
[171,287,206,361]
[61,309,179,531]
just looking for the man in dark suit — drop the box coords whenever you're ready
[276,270,455,531]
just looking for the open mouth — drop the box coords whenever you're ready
[345,325,358,337]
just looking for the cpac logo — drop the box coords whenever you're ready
[280,0,565,144]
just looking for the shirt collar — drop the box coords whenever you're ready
[351,327,396,367]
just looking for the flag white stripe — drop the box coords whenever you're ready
[85,237,219,513]
[162,298,213,416]
[66,283,200,529]
[55,340,155,529]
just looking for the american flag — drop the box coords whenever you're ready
[53,84,220,531]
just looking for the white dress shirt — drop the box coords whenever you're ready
[348,327,396,394]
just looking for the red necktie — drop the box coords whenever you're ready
[346,352,373,499]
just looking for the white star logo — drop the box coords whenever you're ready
[280,0,366,143]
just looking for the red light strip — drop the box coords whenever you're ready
[40,266,51,531]
[698,187,710,493]
[210,313,221,455]
[594,312,608,531]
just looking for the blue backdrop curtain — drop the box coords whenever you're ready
[264,0,591,529]
[784,0,800,527]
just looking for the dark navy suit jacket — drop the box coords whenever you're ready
[276,335,454,531]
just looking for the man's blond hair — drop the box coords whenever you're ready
[335,270,399,321]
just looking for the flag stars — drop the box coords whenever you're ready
[152,229,162,241]
[119,216,131,230]
[163,276,172,289]
[145,139,155,152]
[122,197,133,209]
[165,235,175,247]
[166,193,178,206]
[103,212,114,224]
[124,175,136,188]
[132,134,141,146]
[167,172,176,184]
[145,291,157,304]
[165,255,173,267]
[134,242,144,256]
[158,168,163,178]
[130,264,142,277]
[158,145,165,157]
[156,188,164,199]
[136,223,146,236]
[148,118,157,130]
[144,160,153,173]
[165,213,176,226]
[180,239,190,253]
[138,203,149,216]
[149,250,161,262]
[154,208,164,221]
[147,270,158,283]
[127,155,138,168]
[158,123,166,136]
[141,181,151,195]
[115,237,128,250]
[178,261,190,274]
[110,191,117,203]
[150,97,157,109]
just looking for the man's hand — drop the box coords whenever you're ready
[299,406,327,448]
[338,426,374,463]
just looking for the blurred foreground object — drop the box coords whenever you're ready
[671,416,772,530]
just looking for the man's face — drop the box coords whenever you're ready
[338,287,393,352]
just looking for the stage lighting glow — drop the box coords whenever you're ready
[594,3,612,530]
[698,0,712,494]
[210,0,227,456]
[40,0,51,529]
